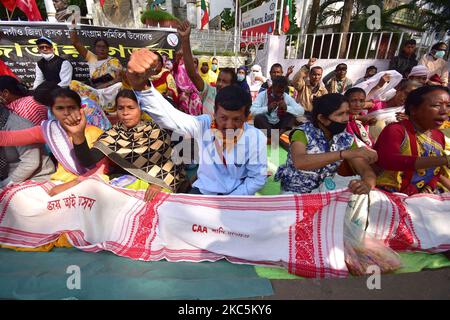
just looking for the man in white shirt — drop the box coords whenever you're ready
[419,42,448,87]
[32,36,73,89]
[251,76,304,137]
[126,44,268,196]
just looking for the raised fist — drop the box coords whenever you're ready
[126,48,159,90]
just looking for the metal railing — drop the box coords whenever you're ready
[189,29,269,57]
[285,31,444,60]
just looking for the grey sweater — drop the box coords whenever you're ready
[1,113,55,184]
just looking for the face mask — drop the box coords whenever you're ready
[252,71,262,77]
[434,50,445,59]
[211,64,218,71]
[41,53,54,61]
[326,120,347,135]
[237,74,245,82]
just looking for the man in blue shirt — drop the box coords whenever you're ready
[251,76,304,138]
[125,32,267,196]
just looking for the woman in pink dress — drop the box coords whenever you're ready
[172,50,203,116]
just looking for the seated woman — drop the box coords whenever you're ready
[69,25,123,113]
[0,104,55,189]
[275,93,378,194]
[60,89,189,199]
[237,66,250,94]
[0,89,104,252]
[0,88,104,185]
[33,81,111,131]
[198,56,218,87]
[367,79,420,114]
[0,75,48,126]
[356,70,402,101]
[344,87,377,147]
[374,85,450,195]
[365,79,421,142]
[148,52,179,107]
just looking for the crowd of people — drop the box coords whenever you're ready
[0,21,449,201]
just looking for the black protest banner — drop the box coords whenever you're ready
[0,22,180,86]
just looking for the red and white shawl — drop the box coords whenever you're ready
[0,179,449,278]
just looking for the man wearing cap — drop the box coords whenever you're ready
[32,36,73,89]
[325,63,353,94]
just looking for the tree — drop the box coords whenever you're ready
[307,0,321,34]
[338,0,354,58]
[412,0,450,33]
[315,0,420,32]
[220,8,235,30]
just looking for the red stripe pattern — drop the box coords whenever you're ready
[1,179,450,278]
[6,96,48,126]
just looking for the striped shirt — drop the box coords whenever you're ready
[6,96,48,126]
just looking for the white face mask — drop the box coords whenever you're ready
[41,53,54,61]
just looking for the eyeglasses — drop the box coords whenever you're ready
[38,45,52,50]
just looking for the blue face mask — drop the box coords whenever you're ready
[211,64,218,71]
[237,74,245,82]
[434,50,445,59]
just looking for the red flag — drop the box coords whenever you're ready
[282,0,292,33]
[99,0,105,6]
[200,0,209,30]
[1,0,16,11]
[16,0,42,21]
[0,60,18,79]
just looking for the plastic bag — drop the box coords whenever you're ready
[344,218,402,276]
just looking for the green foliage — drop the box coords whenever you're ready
[411,0,450,33]
[220,8,235,30]
[140,9,179,24]
[316,0,423,32]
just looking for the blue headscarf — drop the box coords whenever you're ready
[237,66,250,94]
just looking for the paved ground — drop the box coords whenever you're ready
[250,268,450,300]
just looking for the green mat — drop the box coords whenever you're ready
[255,252,450,279]
[256,146,287,196]
[0,248,273,300]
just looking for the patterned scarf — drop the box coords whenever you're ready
[330,77,349,94]
[93,121,187,192]
[210,120,244,153]
[0,106,10,180]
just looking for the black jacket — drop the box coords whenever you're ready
[389,52,418,78]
